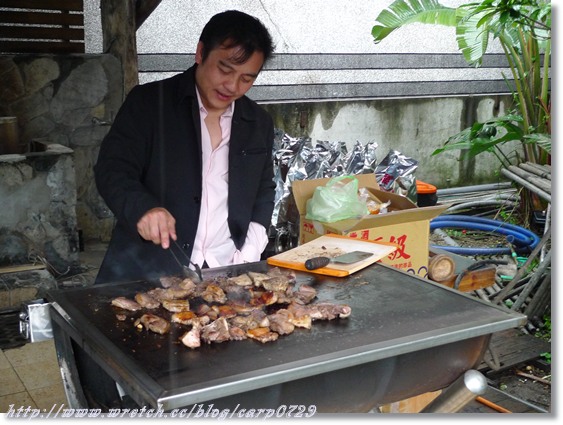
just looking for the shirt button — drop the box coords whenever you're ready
[194,196,201,204]
[182,243,189,250]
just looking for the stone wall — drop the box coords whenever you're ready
[0,54,123,251]
[0,144,80,274]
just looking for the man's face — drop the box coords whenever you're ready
[195,42,264,114]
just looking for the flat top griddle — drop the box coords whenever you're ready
[47,261,525,410]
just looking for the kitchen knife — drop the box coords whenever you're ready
[305,251,374,270]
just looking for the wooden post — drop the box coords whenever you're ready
[100,0,139,98]
[136,0,163,29]
[428,253,455,282]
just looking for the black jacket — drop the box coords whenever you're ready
[94,65,275,283]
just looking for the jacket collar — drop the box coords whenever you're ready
[176,64,256,122]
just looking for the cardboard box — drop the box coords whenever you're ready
[292,174,448,277]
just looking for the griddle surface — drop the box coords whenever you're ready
[48,262,525,408]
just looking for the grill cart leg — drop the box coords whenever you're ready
[420,369,487,413]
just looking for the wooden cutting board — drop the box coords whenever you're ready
[267,234,398,277]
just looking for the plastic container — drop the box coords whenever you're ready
[416,180,438,207]
[19,299,53,343]
[0,116,26,155]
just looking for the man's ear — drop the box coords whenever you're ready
[195,41,204,64]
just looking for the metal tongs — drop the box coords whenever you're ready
[168,239,203,283]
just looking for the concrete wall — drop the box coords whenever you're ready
[262,95,516,187]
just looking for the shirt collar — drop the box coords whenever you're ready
[195,86,235,118]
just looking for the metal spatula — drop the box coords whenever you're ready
[168,240,203,282]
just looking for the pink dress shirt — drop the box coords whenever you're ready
[190,89,269,269]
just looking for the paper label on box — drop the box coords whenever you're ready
[345,222,430,277]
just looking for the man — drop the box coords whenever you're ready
[94,10,276,284]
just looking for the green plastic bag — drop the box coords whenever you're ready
[305,175,369,222]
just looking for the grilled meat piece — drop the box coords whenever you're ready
[229,326,247,340]
[134,292,160,309]
[162,299,191,313]
[113,267,351,349]
[222,283,252,304]
[227,273,253,287]
[111,297,142,311]
[147,287,192,302]
[246,327,279,343]
[171,310,198,325]
[273,289,293,304]
[290,313,312,329]
[201,284,227,304]
[288,301,351,321]
[292,284,317,305]
[196,303,219,321]
[259,276,290,292]
[278,304,313,328]
[228,300,257,314]
[268,267,296,283]
[159,275,184,288]
[313,303,352,320]
[201,317,231,344]
[268,309,295,335]
[178,278,197,292]
[250,290,278,307]
[286,302,313,329]
[180,323,201,349]
[134,313,170,335]
[247,271,270,286]
[215,304,238,318]
[229,309,269,331]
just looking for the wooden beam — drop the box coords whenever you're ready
[0,26,84,40]
[136,0,162,30]
[435,266,497,292]
[428,247,497,292]
[0,11,83,26]
[100,0,138,97]
[0,40,84,53]
[0,0,83,11]
[0,264,46,275]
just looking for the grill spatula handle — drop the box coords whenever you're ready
[305,257,331,270]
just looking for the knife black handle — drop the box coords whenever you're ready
[305,257,331,270]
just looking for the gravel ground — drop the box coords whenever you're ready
[490,361,551,412]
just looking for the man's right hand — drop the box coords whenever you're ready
[137,207,177,249]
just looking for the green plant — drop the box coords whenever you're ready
[444,229,466,239]
[372,0,551,166]
[534,312,551,341]
[496,201,523,225]
[540,352,551,364]
[432,114,525,168]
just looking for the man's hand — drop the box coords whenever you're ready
[136,207,177,248]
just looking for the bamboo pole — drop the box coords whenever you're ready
[492,230,551,305]
[511,250,551,311]
[520,162,551,180]
[506,165,551,193]
[500,168,551,203]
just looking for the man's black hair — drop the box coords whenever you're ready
[199,10,274,65]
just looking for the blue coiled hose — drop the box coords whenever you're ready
[430,215,540,255]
